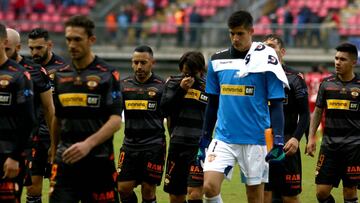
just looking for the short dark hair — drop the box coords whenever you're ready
[134,45,154,57]
[227,10,253,29]
[64,15,95,37]
[263,34,285,49]
[335,42,358,60]
[179,51,206,74]
[28,28,50,40]
[0,23,7,40]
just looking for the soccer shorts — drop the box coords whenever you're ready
[163,143,203,195]
[117,143,166,186]
[49,151,119,203]
[203,139,268,186]
[265,149,302,196]
[315,144,360,187]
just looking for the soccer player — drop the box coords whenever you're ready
[117,45,165,203]
[5,28,54,203]
[306,42,360,203]
[49,15,122,203]
[26,27,67,203]
[263,34,310,203]
[0,23,35,202]
[161,51,207,203]
[197,10,289,203]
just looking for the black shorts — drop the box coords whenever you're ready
[117,143,166,186]
[265,149,302,196]
[49,147,119,203]
[30,135,51,177]
[315,144,360,188]
[163,143,203,195]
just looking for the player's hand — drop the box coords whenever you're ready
[265,144,285,162]
[62,141,91,164]
[3,157,19,179]
[305,136,316,157]
[196,136,211,167]
[283,137,299,156]
[180,76,195,91]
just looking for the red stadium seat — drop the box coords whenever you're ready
[53,24,64,33]
[29,13,40,22]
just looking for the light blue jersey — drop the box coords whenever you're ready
[206,45,285,145]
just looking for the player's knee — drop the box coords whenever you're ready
[203,181,220,197]
[26,184,43,196]
[119,191,138,203]
[141,182,156,199]
[343,186,357,199]
[187,187,203,200]
[169,194,186,203]
[316,194,335,203]
[117,182,134,197]
[282,195,300,203]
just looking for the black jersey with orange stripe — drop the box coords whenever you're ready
[316,73,360,146]
[53,56,122,157]
[121,73,165,148]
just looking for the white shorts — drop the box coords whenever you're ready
[203,139,269,186]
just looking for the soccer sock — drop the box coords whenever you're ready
[188,199,203,203]
[26,195,42,203]
[204,194,223,203]
[317,194,335,203]
[344,197,358,203]
[121,191,138,203]
[142,197,156,203]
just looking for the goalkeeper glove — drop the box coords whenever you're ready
[196,136,211,167]
[265,135,285,162]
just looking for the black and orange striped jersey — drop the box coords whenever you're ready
[0,59,34,159]
[121,73,165,148]
[19,57,51,131]
[52,56,122,157]
[161,75,208,145]
[316,74,360,146]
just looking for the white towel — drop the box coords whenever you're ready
[238,42,289,89]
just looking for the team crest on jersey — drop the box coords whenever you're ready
[86,75,101,89]
[350,87,360,98]
[268,55,278,65]
[0,75,12,88]
[147,87,158,97]
[74,76,82,85]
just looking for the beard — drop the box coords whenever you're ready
[33,51,49,64]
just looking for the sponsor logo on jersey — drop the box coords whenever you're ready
[58,93,101,107]
[220,85,255,96]
[185,89,208,103]
[327,99,358,111]
[0,92,11,105]
[125,100,157,110]
[0,94,12,105]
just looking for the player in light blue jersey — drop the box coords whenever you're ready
[197,10,289,203]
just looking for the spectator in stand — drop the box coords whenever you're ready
[117,5,131,46]
[283,5,294,47]
[0,0,9,11]
[175,6,185,46]
[308,11,322,47]
[134,1,147,44]
[321,9,340,49]
[32,0,46,14]
[12,0,26,19]
[105,10,118,43]
[189,6,203,48]
[295,6,311,47]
